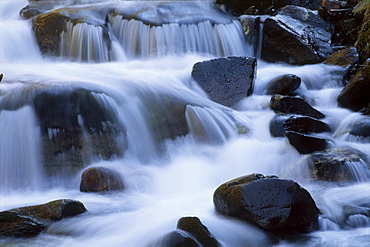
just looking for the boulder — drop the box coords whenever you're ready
[262,5,333,64]
[80,167,124,193]
[10,199,87,223]
[266,74,301,95]
[349,117,370,138]
[215,0,322,16]
[337,59,370,112]
[213,174,320,232]
[285,131,328,154]
[151,230,200,247]
[302,147,369,182]
[0,211,44,237]
[269,114,330,137]
[177,217,220,247]
[270,95,325,119]
[33,88,125,177]
[191,56,256,107]
[323,46,359,68]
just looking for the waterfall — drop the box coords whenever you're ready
[0,106,44,191]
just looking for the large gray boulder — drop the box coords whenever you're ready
[191,56,256,107]
[262,5,333,64]
[213,174,320,232]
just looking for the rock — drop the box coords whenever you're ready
[270,95,325,119]
[337,59,370,112]
[323,46,359,68]
[285,131,328,154]
[33,88,125,177]
[349,117,370,137]
[215,0,321,16]
[0,211,45,237]
[354,1,370,61]
[151,230,200,247]
[262,5,333,64]
[213,174,320,232]
[80,167,124,193]
[10,199,87,223]
[302,147,369,182]
[177,217,220,247]
[269,114,330,137]
[20,2,55,19]
[191,56,256,107]
[266,74,301,95]
[366,103,370,116]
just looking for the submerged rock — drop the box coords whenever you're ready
[270,95,325,119]
[0,211,45,237]
[262,5,333,64]
[177,217,221,247]
[151,230,200,247]
[337,59,370,112]
[285,131,328,154]
[80,167,124,193]
[191,56,256,107]
[213,174,319,232]
[349,117,370,138]
[266,74,301,95]
[302,147,369,182]
[269,114,330,137]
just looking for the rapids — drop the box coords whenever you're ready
[0,0,369,246]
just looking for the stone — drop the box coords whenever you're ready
[177,217,220,247]
[80,167,124,193]
[262,5,333,64]
[349,117,370,137]
[269,114,330,137]
[0,211,44,237]
[152,230,200,247]
[213,174,320,232]
[10,199,87,222]
[302,147,369,181]
[270,95,325,119]
[191,56,256,107]
[337,59,370,112]
[266,74,301,95]
[323,46,359,68]
[285,131,328,154]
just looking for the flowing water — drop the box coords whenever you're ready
[0,0,369,246]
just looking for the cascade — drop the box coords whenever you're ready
[0,0,369,246]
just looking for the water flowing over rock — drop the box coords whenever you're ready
[152,230,200,247]
[266,74,301,95]
[337,59,370,112]
[269,113,330,137]
[349,117,370,138]
[270,95,325,119]
[300,147,370,182]
[191,56,256,107]
[213,174,320,232]
[80,166,124,193]
[262,5,334,64]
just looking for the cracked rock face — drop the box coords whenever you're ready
[262,5,333,65]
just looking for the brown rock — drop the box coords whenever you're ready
[80,167,124,192]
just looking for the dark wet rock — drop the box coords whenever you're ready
[152,230,200,247]
[266,74,301,95]
[323,46,359,68]
[213,173,320,232]
[349,117,370,138]
[215,0,321,16]
[80,167,124,193]
[301,147,369,182]
[270,114,330,137]
[262,5,333,65]
[10,199,86,223]
[366,103,370,116]
[270,95,325,119]
[285,131,328,154]
[337,59,370,112]
[0,211,45,237]
[33,88,125,177]
[191,56,256,107]
[177,217,221,247]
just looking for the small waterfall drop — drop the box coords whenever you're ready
[0,106,44,191]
